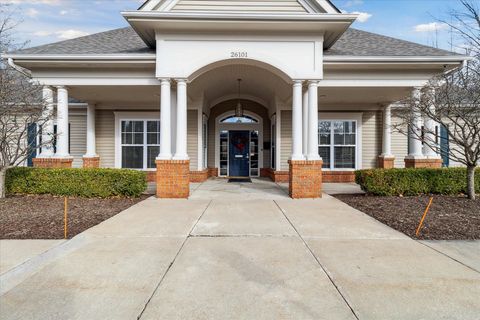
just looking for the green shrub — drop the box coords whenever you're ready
[6,167,147,198]
[355,168,480,196]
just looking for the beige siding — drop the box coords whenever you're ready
[280,110,292,171]
[362,111,382,169]
[96,110,115,168]
[69,111,87,168]
[391,112,408,168]
[171,0,307,13]
[187,110,198,171]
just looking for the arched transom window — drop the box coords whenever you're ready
[220,115,258,124]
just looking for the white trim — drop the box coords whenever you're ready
[214,110,263,177]
[320,79,429,87]
[4,54,156,61]
[114,111,160,169]
[323,55,470,63]
[197,107,203,170]
[318,112,363,171]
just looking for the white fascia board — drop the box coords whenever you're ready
[323,55,470,63]
[320,79,428,87]
[3,54,156,61]
[121,11,358,21]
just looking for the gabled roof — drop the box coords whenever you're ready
[9,27,458,57]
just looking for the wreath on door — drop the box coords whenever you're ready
[233,136,247,152]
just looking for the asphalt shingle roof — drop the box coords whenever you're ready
[12,26,457,57]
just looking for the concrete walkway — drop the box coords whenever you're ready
[1,180,479,320]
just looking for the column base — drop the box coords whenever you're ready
[82,156,100,168]
[404,158,442,168]
[378,155,395,169]
[288,160,323,199]
[207,167,218,178]
[32,158,73,168]
[156,160,190,198]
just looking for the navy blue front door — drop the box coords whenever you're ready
[229,130,250,177]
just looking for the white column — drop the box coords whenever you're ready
[306,80,321,160]
[291,80,304,160]
[408,87,424,158]
[84,103,97,157]
[381,104,393,156]
[424,88,438,158]
[302,87,309,156]
[173,79,189,160]
[157,79,172,160]
[55,86,70,158]
[39,86,54,157]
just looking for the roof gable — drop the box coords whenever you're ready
[139,0,339,13]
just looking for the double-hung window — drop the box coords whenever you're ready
[121,120,160,169]
[318,120,357,170]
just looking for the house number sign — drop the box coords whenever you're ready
[230,51,248,58]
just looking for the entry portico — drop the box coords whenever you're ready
[5,0,467,198]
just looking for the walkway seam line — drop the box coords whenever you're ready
[273,200,360,320]
[136,200,213,320]
[417,241,480,274]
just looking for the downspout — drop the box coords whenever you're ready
[7,58,32,78]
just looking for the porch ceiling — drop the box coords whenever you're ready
[69,85,160,107]
[189,63,291,110]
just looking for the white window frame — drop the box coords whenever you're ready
[114,112,160,170]
[318,113,362,171]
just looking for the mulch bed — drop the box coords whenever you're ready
[333,194,480,240]
[0,194,149,239]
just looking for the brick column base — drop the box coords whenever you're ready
[289,160,323,199]
[156,160,190,198]
[378,156,395,169]
[82,156,100,168]
[32,158,73,168]
[207,167,218,178]
[404,158,442,168]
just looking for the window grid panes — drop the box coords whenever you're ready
[219,130,228,176]
[318,120,356,170]
[121,120,160,170]
[250,130,259,176]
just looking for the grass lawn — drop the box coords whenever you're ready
[334,194,480,240]
[0,194,149,239]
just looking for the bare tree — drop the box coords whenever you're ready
[395,1,480,200]
[0,4,53,198]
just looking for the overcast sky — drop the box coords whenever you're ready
[2,0,469,53]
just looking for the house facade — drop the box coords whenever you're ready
[5,0,467,198]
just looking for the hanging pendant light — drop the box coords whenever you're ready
[235,78,244,118]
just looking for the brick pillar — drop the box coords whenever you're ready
[378,156,395,169]
[82,157,100,168]
[405,158,442,168]
[289,160,323,199]
[156,160,190,198]
[32,158,73,168]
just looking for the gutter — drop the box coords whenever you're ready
[3,54,156,61]
[323,56,471,63]
[7,58,32,78]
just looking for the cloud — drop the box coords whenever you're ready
[344,0,363,7]
[59,10,68,15]
[414,22,448,33]
[351,11,372,23]
[33,29,90,40]
[0,0,61,4]
[25,8,39,17]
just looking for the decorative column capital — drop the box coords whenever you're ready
[174,78,188,84]
[307,80,320,86]
[158,78,171,85]
[292,80,303,86]
[56,85,68,91]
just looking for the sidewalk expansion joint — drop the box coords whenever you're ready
[273,200,360,320]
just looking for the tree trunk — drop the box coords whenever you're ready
[0,168,6,199]
[466,165,476,200]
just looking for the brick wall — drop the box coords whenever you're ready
[33,158,73,168]
[405,158,442,168]
[82,157,100,168]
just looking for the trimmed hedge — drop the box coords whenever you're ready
[6,167,147,198]
[355,168,480,196]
